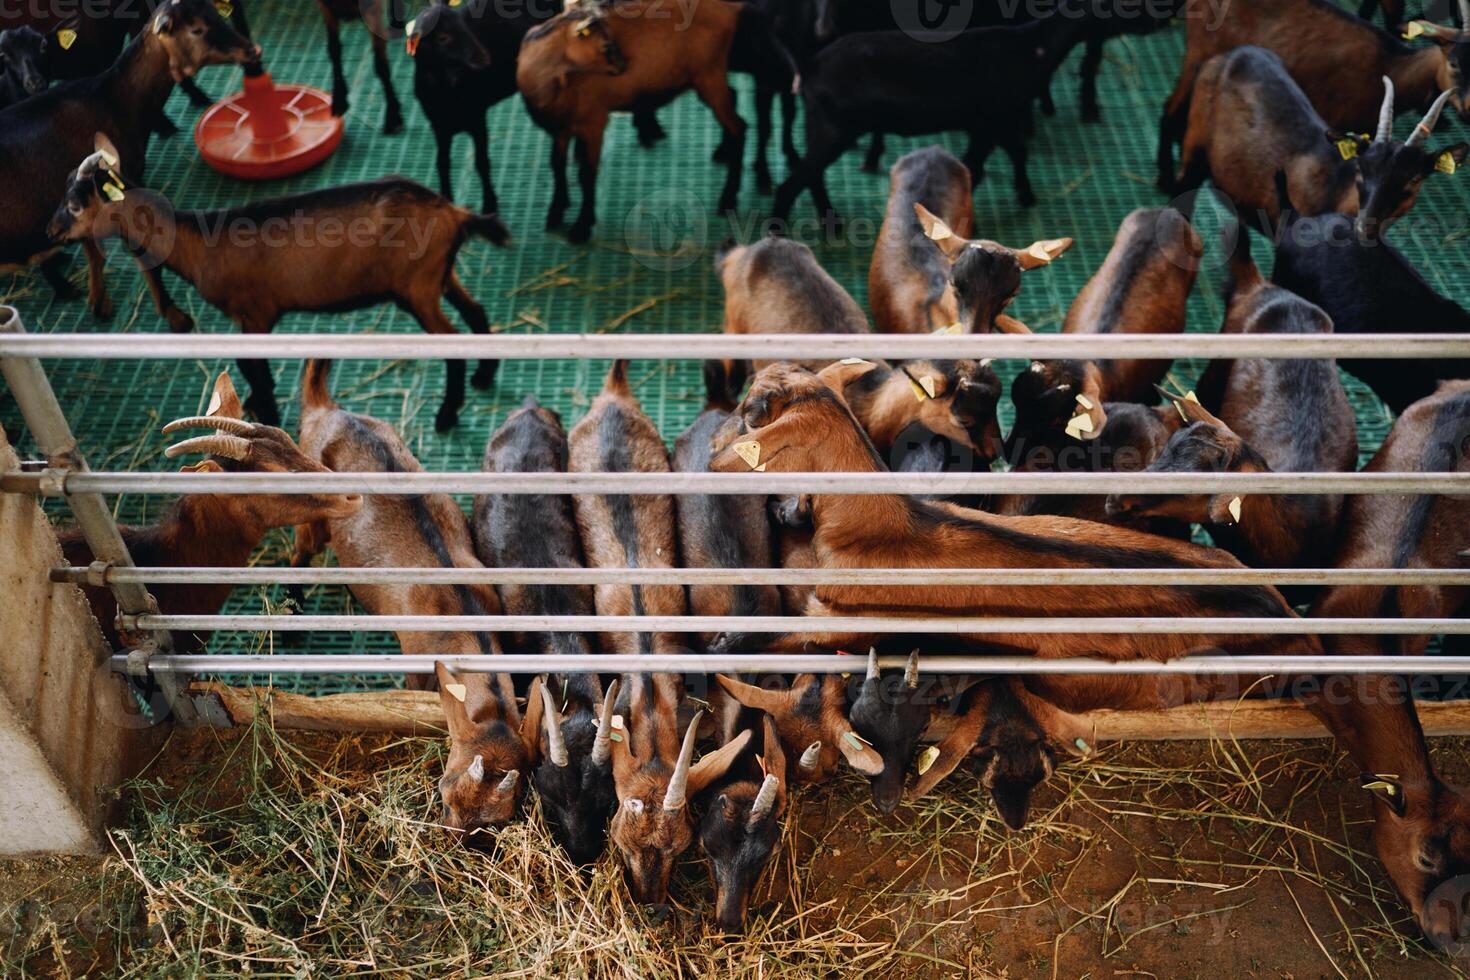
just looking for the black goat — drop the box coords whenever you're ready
[0,26,47,108]
[318,0,405,134]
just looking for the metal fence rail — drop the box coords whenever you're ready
[119,612,1470,635]
[51,565,1470,587]
[110,653,1470,675]
[6,470,1469,496]
[3,332,1470,360]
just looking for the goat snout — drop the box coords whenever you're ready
[23,71,44,94]
[1103,494,1134,518]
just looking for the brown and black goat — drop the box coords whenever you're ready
[316,0,404,134]
[60,371,362,654]
[517,0,747,242]
[715,671,885,785]
[868,146,975,334]
[568,360,688,656]
[1158,0,1470,188]
[609,672,750,909]
[1304,381,1470,943]
[912,203,1072,335]
[47,159,507,433]
[471,394,617,865]
[697,715,787,933]
[1174,48,1464,234]
[706,233,870,405]
[291,361,535,846]
[1106,233,1359,581]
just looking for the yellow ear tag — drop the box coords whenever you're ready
[1228,496,1243,523]
[58,28,77,50]
[206,390,223,416]
[918,375,938,399]
[838,357,869,365]
[923,216,954,241]
[215,0,233,17]
[1184,391,1200,404]
[1065,412,1094,439]
[1025,242,1055,265]
[1437,151,1458,175]
[1074,737,1091,754]
[844,731,872,751]
[1404,21,1426,39]
[732,440,761,469]
[916,745,940,775]
[446,683,467,703]
[1336,138,1359,161]
[932,323,962,335]
[611,714,625,730]
[907,374,930,403]
[1075,393,1094,411]
[1363,779,1398,795]
[102,182,125,203]
[753,462,767,472]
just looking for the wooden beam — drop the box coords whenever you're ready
[191,682,1470,741]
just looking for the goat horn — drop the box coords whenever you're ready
[904,650,921,690]
[865,647,880,681]
[662,709,704,812]
[75,151,106,180]
[1408,88,1454,148]
[590,677,620,766]
[467,754,485,782]
[539,681,569,768]
[748,773,780,827]
[496,769,520,793]
[161,415,257,436]
[799,741,822,771]
[163,434,251,461]
[1461,0,1469,31]
[1375,76,1395,143]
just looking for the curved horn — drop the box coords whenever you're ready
[466,754,485,782]
[160,415,257,436]
[662,709,704,811]
[747,773,780,827]
[1375,76,1395,143]
[590,677,620,766]
[163,434,251,461]
[539,681,569,768]
[496,769,520,793]
[799,741,822,771]
[865,647,880,681]
[1408,88,1454,148]
[904,650,920,690]
[75,151,106,180]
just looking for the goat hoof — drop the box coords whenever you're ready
[90,296,114,320]
[331,94,348,118]
[383,114,404,136]
[166,310,196,334]
[545,212,566,232]
[1081,105,1101,124]
[1018,190,1037,208]
[566,221,593,245]
[472,361,498,390]
[435,406,460,433]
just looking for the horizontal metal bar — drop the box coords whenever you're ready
[109,653,1470,675]
[7,470,1468,496]
[120,613,1470,635]
[51,565,1470,588]
[2,333,1468,361]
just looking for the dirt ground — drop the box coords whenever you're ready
[3,725,1468,978]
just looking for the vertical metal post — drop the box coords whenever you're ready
[0,306,195,723]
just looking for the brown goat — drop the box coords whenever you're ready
[1106,235,1358,576]
[715,672,885,784]
[707,234,870,404]
[517,0,746,243]
[60,371,362,654]
[1158,0,1470,187]
[568,360,687,655]
[1304,385,1470,939]
[868,146,975,334]
[47,165,508,433]
[609,672,750,908]
[291,360,534,843]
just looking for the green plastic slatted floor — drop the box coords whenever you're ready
[1,0,1462,691]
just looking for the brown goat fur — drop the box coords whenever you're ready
[837,358,1003,472]
[869,146,975,334]
[517,0,745,242]
[567,361,687,655]
[60,371,362,653]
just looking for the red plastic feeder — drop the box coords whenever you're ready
[194,71,343,180]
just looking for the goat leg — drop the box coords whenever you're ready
[1001,134,1036,209]
[1078,38,1103,123]
[779,91,799,169]
[137,262,193,333]
[38,252,80,300]
[752,80,775,194]
[631,108,667,148]
[567,128,605,245]
[546,133,571,231]
[236,356,281,427]
[80,239,112,320]
[370,34,404,135]
[693,73,746,212]
[179,77,213,109]
[434,128,455,204]
[323,12,349,118]
[444,273,497,390]
[470,122,497,216]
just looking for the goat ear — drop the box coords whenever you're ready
[993,313,1034,335]
[93,132,121,170]
[1155,386,1225,428]
[1015,237,1073,271]
[913,203,969,260]
[715,674,793,715]
[1207,493,1245,526]
[1013,684,1093,758]
[207,372,245,420]
[519,675,545,765]
[814,358,880,396]
[687,728,753,796]
[1066,366,1108,441]
[907,684,992,802]
[179,458,225,475]
[1435,143,1469,174]
[435,663,479,742]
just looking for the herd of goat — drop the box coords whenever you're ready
[8,0,1470,942]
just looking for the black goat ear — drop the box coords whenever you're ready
[1361,774,1407,817]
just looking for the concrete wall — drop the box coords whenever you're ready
[0,423,157,853]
